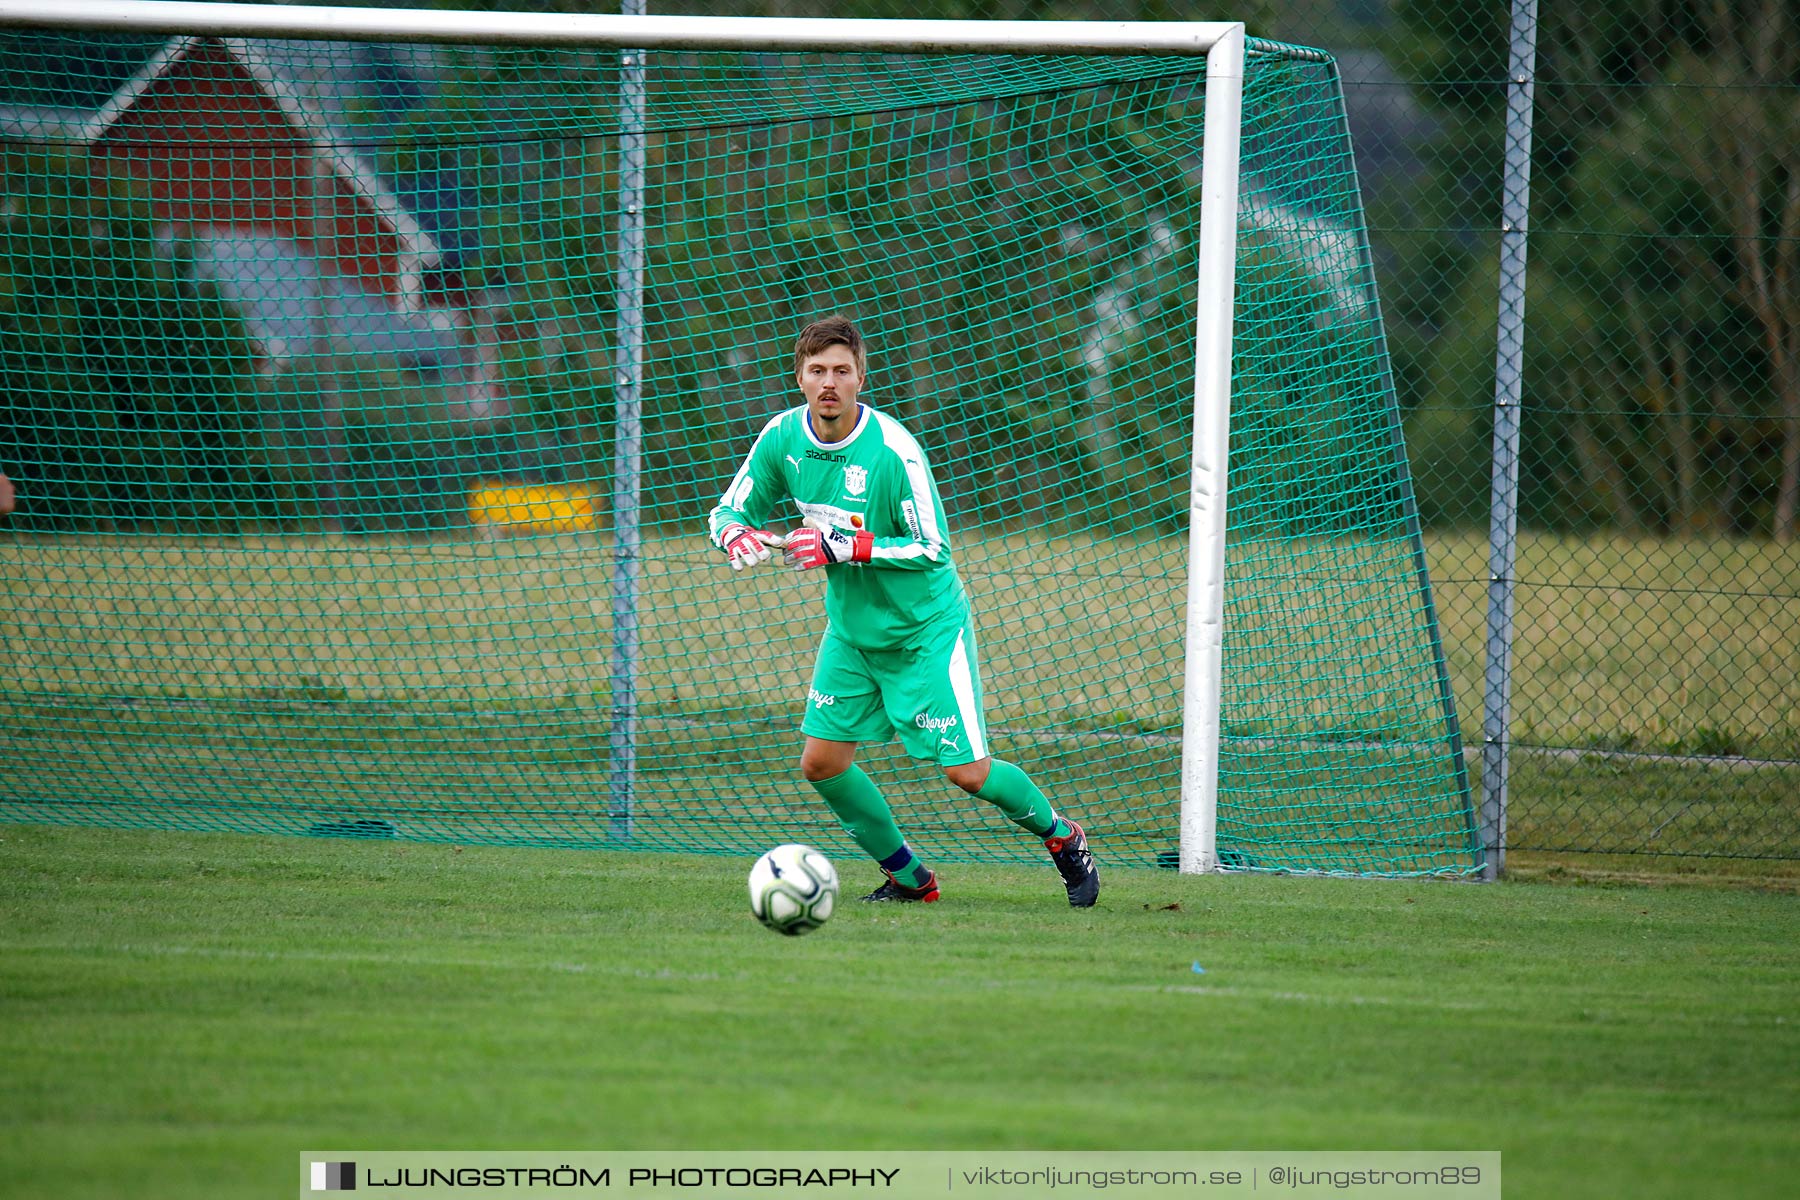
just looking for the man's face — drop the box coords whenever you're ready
[797,344,863,425]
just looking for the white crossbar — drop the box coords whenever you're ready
[0,0,1236,55]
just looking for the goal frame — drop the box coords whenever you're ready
[0,0,1246,873]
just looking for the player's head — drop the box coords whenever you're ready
[794,315,867,426]
[793,314,868,379]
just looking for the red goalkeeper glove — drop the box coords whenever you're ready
[718,523,782,571]
[783,518,873,570]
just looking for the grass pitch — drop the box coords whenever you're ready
[2,825,1796,1200]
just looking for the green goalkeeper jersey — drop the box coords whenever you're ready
[708,402,968,651]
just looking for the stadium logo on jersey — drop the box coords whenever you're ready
[901,499,921,540]
[843,465,868,496]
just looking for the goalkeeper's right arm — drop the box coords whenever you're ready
[706,418,785,571]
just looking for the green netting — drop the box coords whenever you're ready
[0,25,1477,876]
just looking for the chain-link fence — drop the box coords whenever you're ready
[1287,0,1798,874]
[2,1,1795,876]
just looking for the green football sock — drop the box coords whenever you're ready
[809,765,906,863]
[975,758,1068,840]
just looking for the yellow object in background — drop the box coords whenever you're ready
[467,483,600,534]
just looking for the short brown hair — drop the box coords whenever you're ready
[793,314,867,377]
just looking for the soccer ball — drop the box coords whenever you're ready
[747,844,839,936]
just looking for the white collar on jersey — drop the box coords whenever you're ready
[802,402,871,451]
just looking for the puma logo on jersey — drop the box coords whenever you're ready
[785,454,802,469]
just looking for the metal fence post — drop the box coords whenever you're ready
[609,0,648,840]
[1482,0,1539,880]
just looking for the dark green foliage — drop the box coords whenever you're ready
[1389,1,1800,537]
[0,31,163,108]
[0,151,271,531]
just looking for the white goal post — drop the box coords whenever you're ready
[0,0,1245,872]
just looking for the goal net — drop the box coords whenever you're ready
[0,7,1479,876]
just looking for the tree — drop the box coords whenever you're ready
[1528,41,1793,536]
[1392,0,1800,537]
[0,150,269,531]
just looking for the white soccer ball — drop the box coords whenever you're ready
[747,843,839,936]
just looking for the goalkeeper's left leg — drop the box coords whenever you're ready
[945,757,1067,839]
[947,757,1098,908]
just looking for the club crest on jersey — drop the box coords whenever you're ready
[843,464,868,496]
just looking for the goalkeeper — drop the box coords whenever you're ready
[706,315,1098,908]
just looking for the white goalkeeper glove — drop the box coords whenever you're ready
[718,523,782,571]
[783,516,873,570]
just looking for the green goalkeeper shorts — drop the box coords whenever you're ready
[800,614,990,766]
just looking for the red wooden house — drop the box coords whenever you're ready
[76,34,508,419]
[85,34,438,308]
